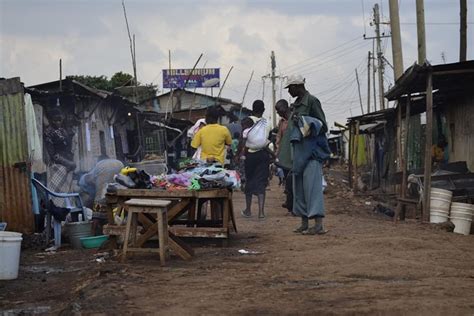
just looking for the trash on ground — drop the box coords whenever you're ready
[373,204,395,217]
[238,249,264,255]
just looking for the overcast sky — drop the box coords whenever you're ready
[1,0,472,127]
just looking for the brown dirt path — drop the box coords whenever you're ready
[1,173,474,315]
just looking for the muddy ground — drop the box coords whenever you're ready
[1,169,474,315]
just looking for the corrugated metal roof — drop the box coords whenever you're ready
[385,61,474,100]
[347,108,396,124]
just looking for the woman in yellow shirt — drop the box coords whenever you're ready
[191,106,232,164]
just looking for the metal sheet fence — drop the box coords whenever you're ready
[0,78,34,233]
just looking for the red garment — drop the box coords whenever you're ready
[276,118,288,154]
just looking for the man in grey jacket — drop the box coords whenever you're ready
[280,75,329,235]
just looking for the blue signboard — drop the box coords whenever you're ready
[162,68,220,89]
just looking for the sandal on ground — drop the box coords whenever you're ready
[293,225,308,233]
[301,226,328,235]
[241,210,252,218]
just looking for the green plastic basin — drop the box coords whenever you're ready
[80,235,108,249]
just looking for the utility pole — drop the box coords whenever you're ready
[365,5,389,111]
[374,4,385,110]
[262,51,280,127]
[372,41,377,112]
[416,0,427,63]
[389,0,404,80]
[460,0,467,61]
[59,59,62,92]
[367,51,371,114]
[355,69,364,115]
[271,51,277,128]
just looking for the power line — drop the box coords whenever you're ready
[401,22,474,25]
[306,56,368,94]
[287,40,369,75]
[280,36,362,72]
[297,41,370,77]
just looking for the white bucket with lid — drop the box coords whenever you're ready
[450,202,474,235]
[430,188,453,223]
[0,231,23,280]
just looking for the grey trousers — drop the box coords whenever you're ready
[293,160,325,218]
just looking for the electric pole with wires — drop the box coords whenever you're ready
[364,3,390,110]
[262,51,282,128]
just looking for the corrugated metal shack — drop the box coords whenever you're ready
[141,88,251,124]
[385,61,474,220]
[347,108,397,192]
[134,89,251,168]
[26,78,138,171]
[0,78,34,233]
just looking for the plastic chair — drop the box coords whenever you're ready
[31,178,85,249]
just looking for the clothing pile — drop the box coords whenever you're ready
[108,161,241,192]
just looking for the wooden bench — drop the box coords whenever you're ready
[122,199,171,266]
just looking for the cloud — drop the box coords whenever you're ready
[1,0,471,127]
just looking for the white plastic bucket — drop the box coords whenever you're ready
[430,209,450,223]
[450,202,474,235]
[0,231,22,280]
[431,188,453,199]
[430,188,452,223]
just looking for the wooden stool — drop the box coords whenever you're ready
[122,199,171,266]
[394,197,420,222]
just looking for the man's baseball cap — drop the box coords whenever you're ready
[284,74,305,88]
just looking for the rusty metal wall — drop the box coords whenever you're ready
[447,97,474,172]
[0,77,34,233]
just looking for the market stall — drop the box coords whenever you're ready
[103,163,239,260]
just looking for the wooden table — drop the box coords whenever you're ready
[104,188,237,260]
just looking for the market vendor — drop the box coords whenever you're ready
[79,155,124,208]
[191,106,232,165]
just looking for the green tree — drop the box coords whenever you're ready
[110,72,134,88]
[68,75,111,91]
[68,72,159,103]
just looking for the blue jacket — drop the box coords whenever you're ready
[289,116,330,175]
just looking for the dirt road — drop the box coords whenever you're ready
[1,173,474,315]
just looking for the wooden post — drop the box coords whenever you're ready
[460,0,467,62]
[356,69,364,115]
[353,121,360,192]
[422,70,433,222]
[348,123,354,188]
[401,95,411,199]
[367,51,371,114]
[416,0,427,64]
[397,102,402,173]
[394,96,412,223]
[59,59,62,92]
[389,0,404,80]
